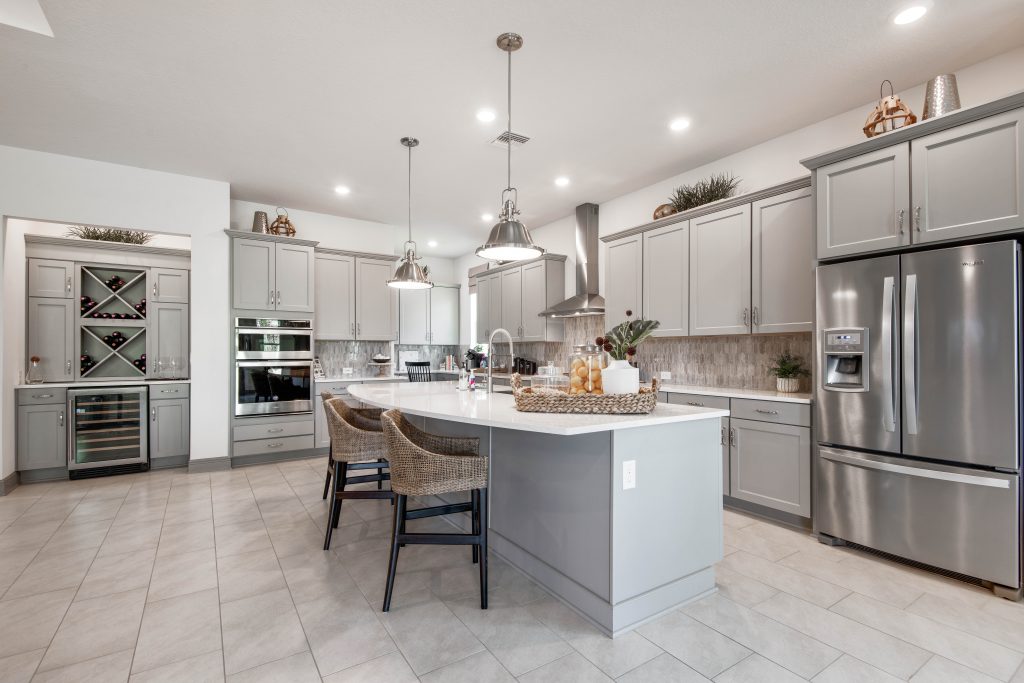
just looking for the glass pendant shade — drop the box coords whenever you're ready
[389,136,433,289]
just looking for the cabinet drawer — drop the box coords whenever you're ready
[18,388,67,406]
[151,383,190,399]
[665,392,730,410]
[731,398,810,427]
[317,382,358,397]
[234,420,313,442]
[233,434,313,458]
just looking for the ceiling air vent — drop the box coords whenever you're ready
[490,130,530,149]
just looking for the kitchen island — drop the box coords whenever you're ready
[349,380,729,636]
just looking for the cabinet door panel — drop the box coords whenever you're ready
[355,259,396,340]
[275,243,315,313]
[315,254,355,340]
[232,239,276,310]
[17,404,66,471]
[911,108,1024,243]
[816,144,910,259]
[604,236,642,328]
[429,286,460,346]
[690,205,751,336]
[28,298,74,381]
[150,398,190,460]
[729,418,810,517]
[149,268,190,304]
[475,275,490,342]
[148,303,189,378]
[399,288,430,345]
[643,222,689,337]
[28,259,73,298]
[752,188,813,333]
[487,273,503,341]
[501,268,523,340]
[521,262,548,341]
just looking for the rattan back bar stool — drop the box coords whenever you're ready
[380,409,489,611]
[320,392,386,498]
[322,396,393,550]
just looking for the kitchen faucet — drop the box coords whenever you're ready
[487,328,514,394]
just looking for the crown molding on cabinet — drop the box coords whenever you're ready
[314,246,398,262]
[469,253,567,279]
[25,234,192,259]
[223,229,320,247]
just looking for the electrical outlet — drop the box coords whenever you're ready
[623,460,637,490]
[659,371,672,381]
[342,367,354,376]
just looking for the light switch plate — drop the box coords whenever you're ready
[659,371,672,380]
[623,460,636,490]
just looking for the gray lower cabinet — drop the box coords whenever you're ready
[28,259,74,298]
[729,417,811,518]
[642,222,688,337]
[752,187,814,333]
[604,235,642,328]
[910,108,1024,244]
[689,204,751,336]
[28,297,74,382]
[17,401,66,471]
[665,393,729,490]
[148,303,189,378]
[149,397,189,463]
[149,268,189,304]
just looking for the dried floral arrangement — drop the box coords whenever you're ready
[668,173,741,213]
[599,310,660,361]
[66,225,153,245]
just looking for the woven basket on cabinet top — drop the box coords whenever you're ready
[510,373,660,415]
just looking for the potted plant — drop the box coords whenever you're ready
[597,310,660,394]
[769,353,809,393]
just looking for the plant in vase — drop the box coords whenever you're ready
[769,352,809,393]
[597,310,660,394]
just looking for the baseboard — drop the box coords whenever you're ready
[231,449,323,468]
[188,456,232,473]
[723,496,811,531]
[151,455,189,470]
[0,471,20,496]
[19,467,69,484]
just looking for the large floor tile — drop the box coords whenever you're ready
[636,610,750,678]
[32,649,133,683]
[132,588,221,674]
[320,652,418,683]
[0,648,45,683]
[295,589,395,676]
[162,499,213,526]
[157,519,215,557]
[714,564,779,608]
[128,651,224,683]
[911,655,1002,682]
[65,497,123,523]
[216,548,286,603]
[719,550,850,608]
[908,591,1024,653]
[265,520,325,558]
[212,500,262,527]
[811,654,902,682]
[715,654,804,682]
[722,525,802,562]
[147,547,218,602]
[517,651,612,682]
[213,520,273,558]
[278,550,358,604]
[3,547,95,599]
[0,589,76,659]
[226,651,320,683]
[617,653,709,682]
[779,551,924,609]
[38,587,146,672]
[220,588,308,675]
[832,592,1023,680]
[37,518,112,557]
[0,518,62,552]
[75,548,156,601]
[419,650,515,682]
[0,547,41,596]
[377,590,484,675]
[97,522,162,558]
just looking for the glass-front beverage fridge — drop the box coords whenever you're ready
[68,386,149,474]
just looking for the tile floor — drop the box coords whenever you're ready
[1,459,1024,682]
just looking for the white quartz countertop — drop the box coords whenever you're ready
[659,383,811,404]
[316,376,406,384]
[16,379,190,390]
[349,380,727,436]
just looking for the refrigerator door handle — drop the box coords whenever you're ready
[904,273,919,435]
[820,448,1010,489]
[881,276,896,433]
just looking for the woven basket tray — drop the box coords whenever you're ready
[510,374,660,415]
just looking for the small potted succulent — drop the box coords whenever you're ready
[769,352,809,393]
[597,310,660,394]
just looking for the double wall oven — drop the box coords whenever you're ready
[234,318,313,417]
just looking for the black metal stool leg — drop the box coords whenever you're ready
[377,459,384,490]
[383,494,406,612]
[478,488,488,609]
[332,461,348,529]
[471,490,479,564]
[323,463,343,550]
[323,444,334,500]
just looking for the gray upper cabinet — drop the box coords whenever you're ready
[149,268,189,304]
[150,397,190,462]
[486,272,503,340]
[399,288,430,345]
[752,187,814,333]
[429,286,460,346]
[604,235,642,328]
[400,286,459,345]
[816,144,910,259]
[275,243,315,313]
[148,303,189,378]
[475,274,491,341]
[642,222,689,337]
[17,402,66,471]
[28,297,74,381]
[314,254,355,340]
[910,108,1024,244]
[729,417,811,517]
[355,257,395,340]
[690,205,751,336]
[520,261,548,342]
[232,238,276,310]
[501,268,523,340]
[28,259,73,298]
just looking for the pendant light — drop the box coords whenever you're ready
[476,32,545,262]
[388,137,433,290]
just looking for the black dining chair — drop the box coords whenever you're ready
[405,361,432,382]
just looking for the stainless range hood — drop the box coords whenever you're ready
[541,203,605,318]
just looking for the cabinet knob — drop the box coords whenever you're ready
[686,401,705,407]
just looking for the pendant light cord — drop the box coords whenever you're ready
[407,142,413,244]
[506,44,512,192]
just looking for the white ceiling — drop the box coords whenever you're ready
[2,1,1023,257]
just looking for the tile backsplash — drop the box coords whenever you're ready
[315,341,460,378]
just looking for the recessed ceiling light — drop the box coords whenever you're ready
[893,5,927,24]
[427,240,438,248]
[334,185,351,196]
[481,213,494,222]
[476,108,497,122]
[554,176,570,187]
[669,117,691,132]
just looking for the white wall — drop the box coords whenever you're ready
[230,200,399,255]
[0,144,229,480]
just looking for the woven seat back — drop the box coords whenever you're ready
[380,409,487,496]
[324,398,386,462]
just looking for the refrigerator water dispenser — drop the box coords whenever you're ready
[823,328,868,392]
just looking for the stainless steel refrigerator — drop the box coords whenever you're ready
[815,240,1021,594]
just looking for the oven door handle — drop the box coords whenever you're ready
[236,360,313,368]
[236,327,312,336]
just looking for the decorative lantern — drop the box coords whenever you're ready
[653,203,677,220]
[863,80,917,138]
[269,207,296,237]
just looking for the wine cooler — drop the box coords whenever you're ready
[68,387,149,474]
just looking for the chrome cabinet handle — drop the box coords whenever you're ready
[720,426,726,446]
[357,322,361,335]
[350,322,355,335]
[897,208,905,235]
[914,206,922,233]
[276,290,281,306]
[742,308,749,328]
[755,409,779,415]
[266,442,284,448]
[58,411,64,427]
[267,427,285,433]
[159,389,179,393]
[66,276,72,294]
[751,306,759,326]
[686,401,705,407]
[153,283,158,299]
[152,407,157,422]
[34,393,54,399]
[66,359,72,376]
[729,428,736,447]
[270,289,274,306]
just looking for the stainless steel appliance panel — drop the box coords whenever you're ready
[235,323,312,360]
[901,242,1020,470]
[816,256,901,454]
[818,446,1020,587]
[236,360,313,416]
[68,387,149,470]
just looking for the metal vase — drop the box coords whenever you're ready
[252,211,270,233]
[922,74,961,120]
